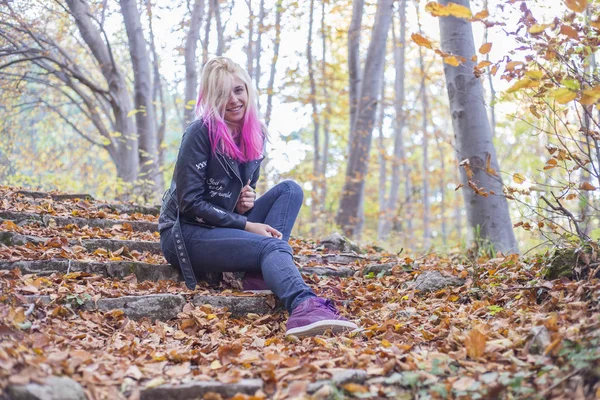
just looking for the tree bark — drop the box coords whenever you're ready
[337,0,394,238]
[254,0,265,91]
[184,0,205,128]
[436,134,447,246]
[381,3,407,240]
[120,0,159,201]
[213,0,224,56]
[264,0,282,128]
[347,0,364,129]
[307,0,320,236]
[417,13,430,248]
[376,83,387,240]
[145,0,166,194]
[65,0,139,189]
[319,0,331,217]
[245,0,254,79]
[439,0,518,254]
[203,0,213,65]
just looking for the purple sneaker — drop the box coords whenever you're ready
[286,298,358,337]
[242,272,272,293]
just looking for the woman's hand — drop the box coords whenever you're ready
[236,180,256,214]
[245,221,282,239]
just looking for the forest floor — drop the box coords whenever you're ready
[0,186,599,399]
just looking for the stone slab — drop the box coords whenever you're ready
[192,295,283,316]
[0,211,157,232]
[6,376,87,400]
[84,294,186,321]
[140,379,263,400]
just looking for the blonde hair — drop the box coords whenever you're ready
[195,57,264,161]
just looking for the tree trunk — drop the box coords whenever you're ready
[483,0,496,137]
[436,135,447,246]
[145,0,166,194]
[347,0,364,129]
[264,0,282,128]
[213,0,224,56]
[307,0,320,236]
[376,83,387,240]
[439,0,518,254]
[254,0,265,95]
[382,3,407,240]
[319,0,331,218]
[246,0,254,79]
[65,0,139,190]
[417,13,430,248]
[337,0,394,238]
[120,0,158,201]
[203,0,213,65]
[184,0,205,128]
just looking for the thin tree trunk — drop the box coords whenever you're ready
[319,0,331,218]
[376,83,387,240]
[213,0,224,55]
[307,0,320,236]
[436,135,447,246]
[203,0,213,65]
[347,0,364,129]
[145,0,166,194]
[417,13,430,248]
[382,2,407,240]
[254,0,265,99]
[337,0,394,238]
[483,0,496,137]
[184,0,205,128]
[264,0,282,128]
[246,0,254,79]
[439,0,518,253]
[120,0,159,201]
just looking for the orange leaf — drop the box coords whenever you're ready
[543,158,558,170]
[479,42,492,55]
[473,9,489,20]
[477,61,492,69]
[444,55,461,66]
[564,0,587,13]
[579,182,597,191]
[560,24,579,39]
[411,33,432,49]
[465,329,487,359]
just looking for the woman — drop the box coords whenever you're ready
[159,57,357,337]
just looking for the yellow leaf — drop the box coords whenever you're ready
[411,33,432,49]
[479,42,492,55]
[465,329,487,359]
[551,88,577,104]
[529,24,548,34]
[580,86,600,105]
[425,2,449,16]
[525,70,543,80]
[342,383,368,394]
[210,359,222,369]
[313,337,327,346]
[446,2,472,18]
[580,182,596,191]
[144,377,165,389]
[477,61,492,69]
[381,339,392,348]
[507,78,539,93]
[505,61,524,71]
[444,55,461,66]
[564,0,587,13]
[513,173,526,184]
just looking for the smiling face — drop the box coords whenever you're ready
[223,75,248,125]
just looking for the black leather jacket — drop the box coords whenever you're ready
[158,119,263,233]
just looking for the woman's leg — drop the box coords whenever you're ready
[246,180,303,241]
[177,223,315,312]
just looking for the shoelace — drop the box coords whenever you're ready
[318,299,340,316]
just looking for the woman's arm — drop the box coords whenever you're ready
[175,121,247,229]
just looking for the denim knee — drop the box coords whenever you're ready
[260,237,293,261]
[280,180,304,203]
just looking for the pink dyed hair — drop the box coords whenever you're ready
[195,57,264,162]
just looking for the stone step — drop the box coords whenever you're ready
[14,190,161,216]
[0,259,181,282]
[140,379,264,400]
[0,210,158,232]
[23,292,283,320]
[0,230,161,254]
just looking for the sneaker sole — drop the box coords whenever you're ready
[286,320,358,337]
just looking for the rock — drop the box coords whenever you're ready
[410,271,465,293]
[0,211,157,232]
[0,231,44,247]
[300,266,354,277]
[80,238,161,255]
[192,295,284,316]
[363,262,396,276]
[6,376,87,400]
[16,190,93,201]
[85,294,186,321]
[307,369,367,394]
[140,379,263,400]
[528,325,551,355]
[319,233,360,253]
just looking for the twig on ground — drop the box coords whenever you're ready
[540,367,586,397]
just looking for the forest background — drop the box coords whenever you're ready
[1,0,599,256]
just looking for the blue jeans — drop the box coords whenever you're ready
[161,180,316,312]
